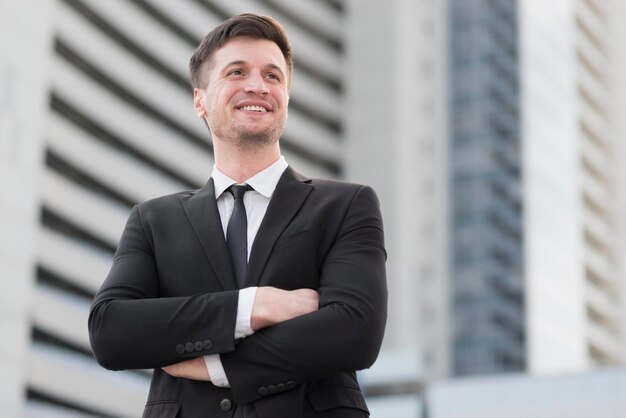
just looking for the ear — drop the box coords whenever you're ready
[193,88,207,118]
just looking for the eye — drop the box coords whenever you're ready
[265,73,280,81]
[227,69,244,77]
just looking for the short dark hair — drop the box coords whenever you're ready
[189,13,293,91]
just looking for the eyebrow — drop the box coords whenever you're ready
[222,60,286,79]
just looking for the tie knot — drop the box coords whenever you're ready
[228,184,252,200]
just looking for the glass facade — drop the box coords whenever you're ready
[449,0,525,375]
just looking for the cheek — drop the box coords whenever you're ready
[207,97,226,117]
[218,88,241,109]
[207,84,230,103]
[274,90,289,109]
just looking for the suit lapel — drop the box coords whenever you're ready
[246,167,313,287]
[181,178,237,290]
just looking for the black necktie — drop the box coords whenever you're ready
[226,184,251,288]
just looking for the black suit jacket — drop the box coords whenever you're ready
[88,167,387,417]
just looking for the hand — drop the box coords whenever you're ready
[251,286,319,331]
[162,356,210,381]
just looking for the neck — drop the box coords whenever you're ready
[213,140,281,183]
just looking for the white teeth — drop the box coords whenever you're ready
[241,105,268,112]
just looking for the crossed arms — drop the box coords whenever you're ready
[88,184,387,404]
[161,286,320,381]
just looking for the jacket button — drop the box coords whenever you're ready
[175,344,185,354]
[268,385,277,394]
[194,341,203,351]
[277,383,286,392]
[185,342,194,353]
[203,339,213,350]
[219,398,232,411]
[258,386,268,396]
[286,381,296,390]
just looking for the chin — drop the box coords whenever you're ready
[236,133,277,148]
[236,127,282,146]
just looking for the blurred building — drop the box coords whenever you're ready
[345,0,452,381]
[347,0,626,383]
[426,367,626,418]
[1,0,346,416]
[359,350,423,418]
[363,364,626,418]
[447,0,626,376]
[521,0,626,374]
[447,0,525,375]
[2,0,626,417]
[362,354,626,418]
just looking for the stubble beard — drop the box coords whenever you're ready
[210,112,285,150]
[232,125,281,149]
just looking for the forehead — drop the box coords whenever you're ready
[209,37,287,73]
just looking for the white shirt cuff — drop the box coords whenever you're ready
[203,288,257,388]
[235,287,257,339]
[204,354,229,387]
[204,287,257,388]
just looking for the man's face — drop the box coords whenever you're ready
[194,37,289,148]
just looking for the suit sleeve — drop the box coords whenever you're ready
[221,185,388,404]
[88,205,239,370]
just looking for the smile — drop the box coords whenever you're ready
[240,105,269,112]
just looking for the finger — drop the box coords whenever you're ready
[162,366,176,377]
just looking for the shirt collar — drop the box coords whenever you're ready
[211,156,288,199]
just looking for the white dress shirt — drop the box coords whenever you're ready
[203,156,288,387]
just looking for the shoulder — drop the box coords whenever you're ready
[284,165,379,202]
[133,188,200,220]
[308,178,379,201]
[138,189,197,208]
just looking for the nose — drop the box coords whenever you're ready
[243,72,269,95]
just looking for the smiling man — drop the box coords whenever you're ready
[88,14,387,418]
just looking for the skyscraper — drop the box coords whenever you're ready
[1,1,346,416]
[345,0,451,381]
[448,0,525,375]
[449,0,626,376]
[346,0,626,381]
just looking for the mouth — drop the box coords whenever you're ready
[237,103,272,113]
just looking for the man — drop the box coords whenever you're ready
[88,13,387,418]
